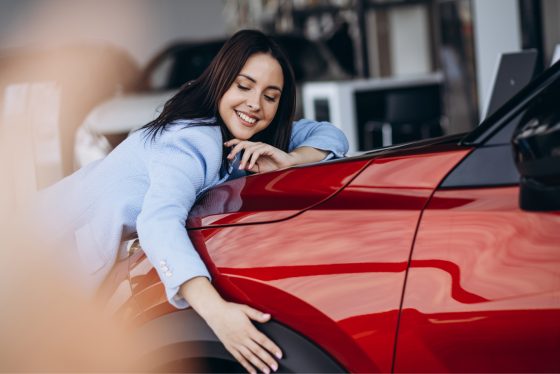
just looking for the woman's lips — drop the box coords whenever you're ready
[235,110,258,127]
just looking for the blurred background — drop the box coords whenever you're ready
[0,0,559,369]
[1,0,560,192]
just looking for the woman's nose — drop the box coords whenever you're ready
[246,94,260,111]
[247,102,259,111]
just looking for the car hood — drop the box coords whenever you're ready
[187,133,470,229]
[83,90,176,134]
[187,157,371,228]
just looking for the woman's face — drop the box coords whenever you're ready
[219,53,284,140]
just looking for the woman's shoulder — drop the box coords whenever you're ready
[159,121,221,149]
[135,120,223,173]
[137,118,219,146]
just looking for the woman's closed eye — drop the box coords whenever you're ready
[264,95,277,103]
[237,84,277,103]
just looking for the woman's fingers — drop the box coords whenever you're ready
[248,150,261,170]
[231,327,280,374]
[242,305,271,322]
[243,306,283,361]
[226,140,262,161]
[225,140,292,173]
[241,305,283,364]
[246,340,279,372]
[225,140,244,160]
[246,146,270,170]
[226,143,240,160]
[239,144,258,169]
[251,329,283,360]
[240,144,268,169]
[230,348,258,374]
[233,332,281,373]
[238,345,272,374]
[204,302,281,373]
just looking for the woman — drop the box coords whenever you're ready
[39,30,348,373]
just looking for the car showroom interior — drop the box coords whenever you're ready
[0,0,559,372]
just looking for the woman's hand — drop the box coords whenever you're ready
[225,139,296,173]
[225,139,330,174]
[204,302,282,374]
[180,277,282,374]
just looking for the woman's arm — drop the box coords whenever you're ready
[288,119,348,159]
[289,146,329,164]
[137,127,281,373]
[224,119,348,174]
[225,139,328,173]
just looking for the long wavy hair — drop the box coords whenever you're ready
[139,29,296,176]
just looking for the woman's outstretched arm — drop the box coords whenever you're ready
[137,126,281,373]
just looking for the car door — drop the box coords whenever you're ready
[394,68,560,372]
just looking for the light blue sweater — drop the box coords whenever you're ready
[39,118,348,307]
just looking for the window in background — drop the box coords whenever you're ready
[437,0,478,134]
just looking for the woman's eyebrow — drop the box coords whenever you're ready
[238,74,282,92]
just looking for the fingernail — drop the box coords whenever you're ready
[276,351,282,359]
[272,363,278,371]
[263,313,270,318]
[263,368,269,374]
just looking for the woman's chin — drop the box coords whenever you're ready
[230,127,255,140]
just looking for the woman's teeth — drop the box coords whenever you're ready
[236,111,256,124]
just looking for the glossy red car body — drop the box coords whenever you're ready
[101,64,560,372]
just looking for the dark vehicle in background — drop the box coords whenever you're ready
[141,35,346,92]
[98,61,560,372]
[74,35,347,168]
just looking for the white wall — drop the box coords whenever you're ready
[472,0,521,120]
[388,4,431,76]
[0,0,227,66]
[541,0,560,65]
[363,4,431,78]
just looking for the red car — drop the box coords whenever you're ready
[100,62,560,373]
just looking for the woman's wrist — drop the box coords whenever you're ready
[179,276,227,320]
[288,146,328,166]
[284,152,299,167]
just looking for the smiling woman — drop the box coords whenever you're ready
[36,29,348,373]
[219,53,284,140]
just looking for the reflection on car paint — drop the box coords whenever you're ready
[396,187,560,372]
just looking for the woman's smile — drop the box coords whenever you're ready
[235,110,259,126]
